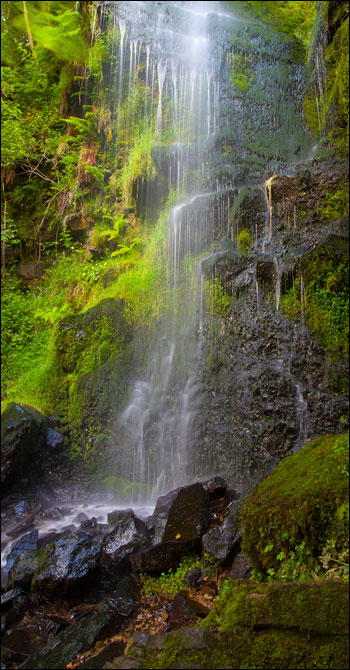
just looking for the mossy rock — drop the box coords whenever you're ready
[240,434,349,579]
[55,298,131,374]
[193,579,349,670]
[121,580,349,668]
[1,402,48,491]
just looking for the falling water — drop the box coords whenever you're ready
[109,1,225,502]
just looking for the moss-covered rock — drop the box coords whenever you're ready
[54,298,134,463]
[109,580,349,668]
[240,433,349,580]
[1,402,48,492]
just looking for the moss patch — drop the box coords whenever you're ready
[240,434,349,581]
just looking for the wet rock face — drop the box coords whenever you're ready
[202,503,241,563]
[1,403,48,492]
[194,167,349,494]
[161,483,210,544]
[10,533,102,595]
[101,511,151,572]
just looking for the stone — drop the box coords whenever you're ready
[46,427,64,449]
[202,502,241,562]
[148,626,227,651]
[161,483,210,544]
[184,567,203,587]
[237,581,349,635]
[1,403,48,492]
[10,533,101,595]
[152,486,184,543]
[76,640,125,668]
[4,530,38,576]
[6,516,35,539]
[130,540,194,575]
[165,590,210,631]
[18,611,123,669]
[229,551,252,579]
[1,588,28,632]
[107,508,135,527]
[101,512,151,573]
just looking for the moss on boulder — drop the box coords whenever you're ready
[240,433,349,580]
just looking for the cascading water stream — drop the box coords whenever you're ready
[110,1,225,503]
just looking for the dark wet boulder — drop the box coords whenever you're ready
[6,515,35,539]
[202,502,241,562]
[152,486,184,543]
[4,530,38,577]
[98,595,135,626]
[10,532,101,595]
[18,610,125,669]
[130,540,195,575]
[1,403,48,492]
[107,508,135,526]
[1,587,28,632]
[165,591,198,630]
[100,511,151,573]
[161,483,210,544]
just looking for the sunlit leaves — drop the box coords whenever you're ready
[12,1,88,64]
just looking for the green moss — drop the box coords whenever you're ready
[280,245,349,359]
[237,227,252,254]
[140,555,201,598]
[196,579,349,669]
[319,182,349,221]
[240,434,349,581]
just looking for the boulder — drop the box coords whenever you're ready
[237,581,349,635]
[107,508,135,526]
[184,567,203,588]
[4,530,39,577]
[10,532,101,595]
[1,587,27,633]
[1,403,48,491]
[161,483,210,544]
[18,610,124,669]
[130,540,190,575]
[100,511,151,573]
[152,486,184,543]
[165,590,210,630]
[202,501,241,562]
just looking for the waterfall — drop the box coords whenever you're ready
[108,1,223,503]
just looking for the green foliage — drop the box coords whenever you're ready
[242,1,317,48]
[140,550,219,599]
[280,249,349,358]
[229,52,253,92]
[240,434,349,582]
[237,227,252,254]
[141,555,201,598]
[204,278,231,318]
[12,1,88,64]
[319,182,349,221]
[119,128,157,209]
